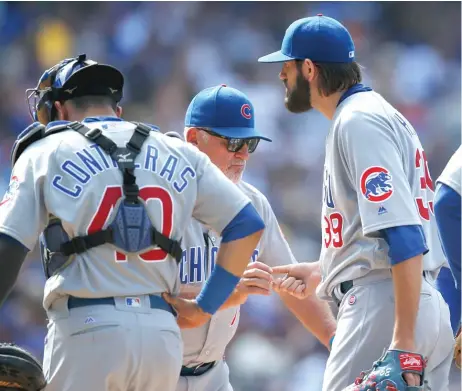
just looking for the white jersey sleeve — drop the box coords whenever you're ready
[238,182,297,267]
[337,111,422,236]
[437,146,462,195]
[0,140,54,249]
[192,151,251,234]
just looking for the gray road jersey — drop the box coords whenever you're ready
[437,146,462,195]
[0,120,251,309]
[316,91,444,300]
[179,181,297,367]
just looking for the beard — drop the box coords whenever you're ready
[224,161,246,184]
[284,72,313,113]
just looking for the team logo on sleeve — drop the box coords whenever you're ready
[360,166,393,202]
[0,176,19,206]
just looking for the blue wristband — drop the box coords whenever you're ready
[196,265,240,315]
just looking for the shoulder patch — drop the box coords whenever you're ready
[0,176,19,206]
[360,166,393,202]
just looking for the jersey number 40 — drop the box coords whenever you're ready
[88,186,173,262]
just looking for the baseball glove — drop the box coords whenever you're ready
[0,343,46,391]
[343,349,430,391]
[455,326,461,369]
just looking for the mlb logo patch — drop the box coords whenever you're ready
[125,297,141,308]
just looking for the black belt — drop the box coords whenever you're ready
[67,295,174,314]
[332,280,354,307]
[180,361,216,377]
[334,271,430,307]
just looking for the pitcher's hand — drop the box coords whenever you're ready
[271,262,321,299]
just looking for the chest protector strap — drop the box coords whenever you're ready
[41,121,182,279]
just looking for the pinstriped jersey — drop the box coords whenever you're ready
[316,91,444,300]
[0,119,251,309]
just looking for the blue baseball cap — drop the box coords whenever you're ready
[258,15,355,63]
[185,85,272,141]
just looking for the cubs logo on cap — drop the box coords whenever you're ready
[360,166,393,203]
[185,85,272,142]
[241,104,251,119]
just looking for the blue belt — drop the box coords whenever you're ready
[67,295,174,314]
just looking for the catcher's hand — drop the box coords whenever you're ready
[455,326,461,369]
[343,349,429,391]
[0,343,46,391]
[162,293,212,328]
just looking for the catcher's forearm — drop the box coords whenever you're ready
[390,254,423,350]
[0,234,29,307]
[215,230,263,276]
[280,291,336,349]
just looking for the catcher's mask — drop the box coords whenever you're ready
[25,53,124,124]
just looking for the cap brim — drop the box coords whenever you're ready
[208,127,272,142]
[258,50,295,63]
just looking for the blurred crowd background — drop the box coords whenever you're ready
[0,2,460,390]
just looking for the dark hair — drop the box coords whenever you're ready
[68,95,118,111]
[296,60,362,97]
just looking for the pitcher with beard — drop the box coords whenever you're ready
[258,14,454,391]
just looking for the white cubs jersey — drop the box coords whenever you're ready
[316,91,444,300]
[179,180,297,367]
[437,146,462,195]
[0,119,251,309]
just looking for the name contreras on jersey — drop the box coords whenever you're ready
[52,144,196,198]
[180,246,260,284]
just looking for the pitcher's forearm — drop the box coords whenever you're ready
[391,254,423,350]
[280,291,336,349]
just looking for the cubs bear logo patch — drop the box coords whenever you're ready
[360,166,393,203]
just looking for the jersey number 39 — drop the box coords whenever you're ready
[88,186,173,262]
[324,212,344,248]
[415,148,434,221]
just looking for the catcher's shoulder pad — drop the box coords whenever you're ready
[10,120,160,168]
[0,343,46,391]
[10,121,73,167]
